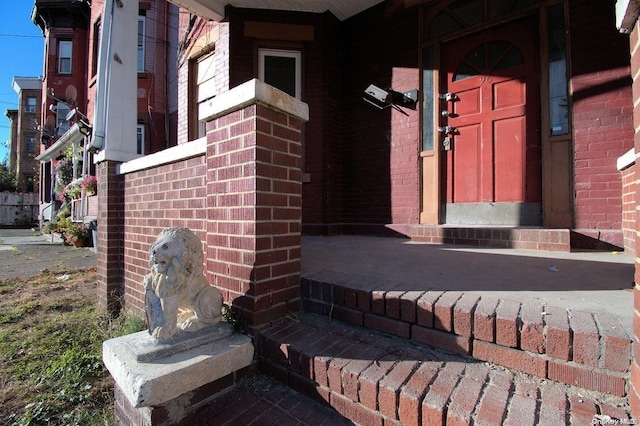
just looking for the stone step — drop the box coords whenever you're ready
[300,271,631,397]
[257,313,631,426]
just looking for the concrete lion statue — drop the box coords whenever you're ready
[143,227,223,341]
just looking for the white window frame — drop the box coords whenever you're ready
[25,96,37,113]
[137,16,146,73]
[258,49,301,99]
[195,51,216,139]
[58,40,72,74]
[136,124,145,155]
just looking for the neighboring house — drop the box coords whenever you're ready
[32,0,178,225]
[32,0,92,223]
[5,77,42,194]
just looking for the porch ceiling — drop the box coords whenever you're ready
[169,0,384,21]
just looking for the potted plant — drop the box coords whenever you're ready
[81,175,97,195]
[66,222,91,248]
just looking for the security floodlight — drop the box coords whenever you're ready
[363,84,418,111]
[363,84,391,109]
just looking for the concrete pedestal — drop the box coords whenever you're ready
[103,323,254,425]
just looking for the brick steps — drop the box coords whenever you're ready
[410,225,572,251]
[300,271,632,397]
[257,313,631,425]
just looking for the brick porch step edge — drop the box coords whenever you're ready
[410,226,571,252]
[300,272,631,397]
[257,313,631,426]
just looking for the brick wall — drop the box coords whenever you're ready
[98,80,306,329]
[205,102,303,327]
[96,160,125,314]
[121,155,208,315]
[629,12,640,417]
[622,162,636,256]
[341,3,420,235]
[570,0,634,247]
[227,8,345,235]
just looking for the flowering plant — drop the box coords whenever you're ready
[64,178,83,199]
[55,158,73,186]
[81,175,97,194]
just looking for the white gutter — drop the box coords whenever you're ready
[89,0,139,163]
[36,123,83,162]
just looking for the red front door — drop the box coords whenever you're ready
[440,17,541,224]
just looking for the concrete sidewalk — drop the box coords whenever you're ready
[0,228,96,280]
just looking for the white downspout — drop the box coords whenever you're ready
[89,0,116,152]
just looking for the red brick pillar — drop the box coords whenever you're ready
[204,79,308,328]
[96,160,125,314]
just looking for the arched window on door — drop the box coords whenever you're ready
[453,41,524,81]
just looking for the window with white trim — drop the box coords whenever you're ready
[58,40,72,74]
[195,50,215,138]
[137,17,146,73]
[25,96,37,113]
[258,49,301,99]
[136,124,145,155]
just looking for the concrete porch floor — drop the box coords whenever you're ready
[301,235,636,337]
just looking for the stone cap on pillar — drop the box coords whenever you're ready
[199,78,309,123]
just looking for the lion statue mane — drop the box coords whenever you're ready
[143,227,222,341]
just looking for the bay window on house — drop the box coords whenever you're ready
[58,40,72,74]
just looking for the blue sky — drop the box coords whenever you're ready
[0,3,44,163]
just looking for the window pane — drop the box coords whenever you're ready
[264,55,296,97]
[548,4,568,136]
[26,97,37,113]
[137,126,144,155]
[59,41,72,57]
[422,47,434,151]
[197,52,216,102]
[137,18,145,72]
[57,104,70,136]
[59,41,72,74]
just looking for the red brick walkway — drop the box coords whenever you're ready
[196,375,352,425]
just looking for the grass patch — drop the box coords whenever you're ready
[0,269,146,425]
